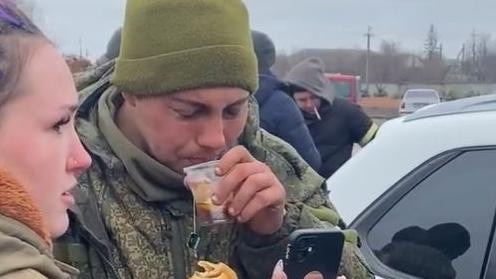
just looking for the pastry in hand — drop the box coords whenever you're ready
[189,261,238,279]
[192,181,212,204]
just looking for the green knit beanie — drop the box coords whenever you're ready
[111,0,258,97]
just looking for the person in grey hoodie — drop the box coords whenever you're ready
[96,27,122,66]
[252,30,321,171]
[285,57,378,179]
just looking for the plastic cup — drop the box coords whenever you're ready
[183,160,230,226]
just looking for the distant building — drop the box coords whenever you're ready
[65,55,93,74]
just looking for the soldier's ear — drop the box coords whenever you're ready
[121,92,138,107]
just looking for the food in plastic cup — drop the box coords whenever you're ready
[183,160,229,225]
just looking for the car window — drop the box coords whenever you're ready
[333,81,351,98]
[405,90,439,100]
[367,149,496,279]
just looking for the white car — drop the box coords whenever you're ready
[399,88,441,115]
[328,94,496,279]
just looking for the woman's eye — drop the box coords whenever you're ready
[52,116,71,133]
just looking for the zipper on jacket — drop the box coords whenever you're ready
[79,225,120,278]
[170,215,187,279]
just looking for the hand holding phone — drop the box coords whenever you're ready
[284,229,345,279]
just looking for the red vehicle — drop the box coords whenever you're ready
[325,73,362,104]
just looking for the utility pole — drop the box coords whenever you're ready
[471,29,477,80]
[79,37,83,58]
[364,25,373,97]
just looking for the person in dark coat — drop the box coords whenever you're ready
[285,57,378,179]
[252,30,321,171]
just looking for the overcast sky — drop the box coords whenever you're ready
[32,0,496,60]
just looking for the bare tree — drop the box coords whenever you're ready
[272,52,292,78]
[366,40,413,84]
[477,34,496,82]
[378,40,401,83]
[272,26,496,85]
[380,40,400,54]
[460,32,496,82]
[421,58,447,83]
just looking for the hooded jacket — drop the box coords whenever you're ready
[96,28,122,66]
[0,169,77,279]
[252,31,320,171]
[285,57,378,178]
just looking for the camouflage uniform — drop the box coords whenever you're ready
[55,63,373,279]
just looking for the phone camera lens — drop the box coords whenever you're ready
[298,239,309,250]
[296,250,307,263]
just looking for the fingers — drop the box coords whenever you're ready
[226,172,273,219]
[236,185,284,223]
[212,145,286,234]
[216,146,254,175]
[213,162,266,204]
[271,260,287,279]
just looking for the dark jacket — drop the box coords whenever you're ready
[252,30,320,171]
[255,71,321,171]
[285,57,378,179]
[303,99,374,179]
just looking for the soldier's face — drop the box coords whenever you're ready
[122,87,249,173]
[0,42,91,238]
[293,91,322,114]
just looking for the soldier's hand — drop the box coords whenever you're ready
[214,145,286,235]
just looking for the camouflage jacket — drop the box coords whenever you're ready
[54,63,373,279]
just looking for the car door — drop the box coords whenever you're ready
[350,147,496,279]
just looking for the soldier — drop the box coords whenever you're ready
[54,0,373,278]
